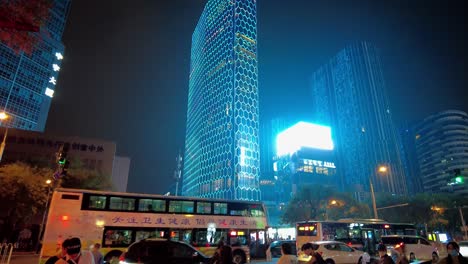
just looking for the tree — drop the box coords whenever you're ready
[59,157,113,191]
[0,162,53,241]
[0,0,52,54]
[280,184,370,224]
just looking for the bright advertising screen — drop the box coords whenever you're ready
[276,121,334,156]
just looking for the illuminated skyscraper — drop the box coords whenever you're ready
[183,0,260,200]
[414,110,468,196]
[0,0,71,131]
[311,42,407,195]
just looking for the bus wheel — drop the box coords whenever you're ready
[104,250,123,263]
[325,258,335,264]
[232,249,246,264]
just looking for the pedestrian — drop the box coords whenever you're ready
[56,237,95,264]
[377,243,394,264]
[393,243,409,264]
[277,243,297,264]
[210,240,225,264]
[44,239,70,264]
[438,241,468,264]
[301,243,325,264]
[91,243,103,264]
[219,245,234,264]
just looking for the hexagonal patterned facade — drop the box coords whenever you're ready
[183,0,261,201]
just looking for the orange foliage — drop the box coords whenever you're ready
[0,0,53,54]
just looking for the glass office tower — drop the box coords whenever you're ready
[183,0,260,200]
[0,0,71,131]
[311,42,407,195]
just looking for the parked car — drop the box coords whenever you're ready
[380,235,439,262]
[266,240,297,258]
[119,238,211,264]
[297,241,363,264]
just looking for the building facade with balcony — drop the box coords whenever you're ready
[414,110,468,196]
[183,0,260,200]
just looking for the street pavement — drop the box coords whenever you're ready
[8,253,39,264]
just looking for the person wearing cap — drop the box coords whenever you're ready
[438,241,468,264]
[377,243,394,264]
[393,243,409,264]
[301,243,325,264]
[56,237,95,264]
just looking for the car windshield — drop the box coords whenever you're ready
[381,237,403,245]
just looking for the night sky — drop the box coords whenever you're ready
[45,0,467,195]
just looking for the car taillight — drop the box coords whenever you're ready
[119,252,126,261]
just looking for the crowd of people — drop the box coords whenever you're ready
[45,237,103,264]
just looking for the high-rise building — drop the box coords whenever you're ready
[183,0,260,200]
[399,125,423,194]
[0,0,71,131]
[311,42,407,195]
[414,110,468,196]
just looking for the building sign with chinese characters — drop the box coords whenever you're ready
[74,211,267,230]
[303,159,336,168]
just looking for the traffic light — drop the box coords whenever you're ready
[55,143,70,179]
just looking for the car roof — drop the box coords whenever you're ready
[312,241,347,245]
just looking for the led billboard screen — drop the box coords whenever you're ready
[276,121,334,156]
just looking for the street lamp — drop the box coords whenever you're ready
[36,179,53,252]
[0,112,9,162]
[370,165,389,219]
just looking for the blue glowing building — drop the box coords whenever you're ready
[183,0,260,200]
[0,0,71,131]
[311,42,407,195]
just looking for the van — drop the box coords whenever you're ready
[380,235,439,262]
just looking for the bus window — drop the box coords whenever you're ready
[214,203,228,215]
[88,195,106,209]
[104,229,132,247]
[250,205,265,217]
[230,203,248,216]
[138,199,166,212]
[196,202,212,214]
[135,230,166,242]
[169,201,194,213]
[109,197,135,211]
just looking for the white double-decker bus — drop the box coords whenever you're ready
[39,188,268,264]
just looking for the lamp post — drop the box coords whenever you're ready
[36,179,53,252]
[370,165,388,219]
[0,112,9,162]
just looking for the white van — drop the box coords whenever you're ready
[381,235,439,262]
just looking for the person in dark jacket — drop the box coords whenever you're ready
[301,243,326,264]
[438,241,468,264]
[45,239,70,264]
[377,243,394,264]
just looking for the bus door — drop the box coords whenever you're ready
[361,229,377,255]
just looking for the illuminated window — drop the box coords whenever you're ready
[169,201,194,213]
[88,195,106,209]
[214,203,227,215]
[110,197,135,211]
[138,199,166,212]
[197,202,212,214]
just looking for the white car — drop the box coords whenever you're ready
[297,241,364,264]
[459,241,468,256]
[381,235,439,262]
